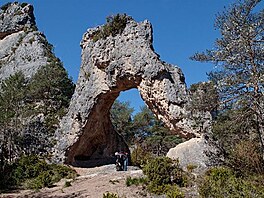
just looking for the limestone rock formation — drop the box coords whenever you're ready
[0,2,74,158]
[0,2,49,81]
[53,16,197,166]
[167,137,209,174]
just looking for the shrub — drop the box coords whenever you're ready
[0,2,11,11]
[143,157,187,195]
[25,171,53,189]
[2,155,76,190]
[131,145,153,168]
[64,181,71,187]
[199,167,264,198]
[12,155,49,185]
[186,164,198,173]
[103,192,119,198]
[227,140,264,175]
[165,185,184,198]
[126,176,147,187]
[92,14,132,42]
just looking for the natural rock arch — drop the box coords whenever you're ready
[53,18,196,166]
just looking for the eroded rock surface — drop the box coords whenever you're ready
[0,2,50,81]
[53,17,198,166]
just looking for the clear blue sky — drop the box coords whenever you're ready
[2,0,262,113]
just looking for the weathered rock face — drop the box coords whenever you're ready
[53,18,197,166]
[0,2,49,81]
[167,137,210,174]
[0,2,36,39]
[0,2,74,158]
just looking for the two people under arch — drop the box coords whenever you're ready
[115,151,128,171]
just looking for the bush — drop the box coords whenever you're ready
[131,145,153,168]
[126,176,147,187]
[0,2,11,11]
[25,171,53,189]
[228,140,264,175]
[165,185,185,198]
[12,155,49,185]
[103,192,119,198]
[199,167,264,198]
[92,14,132,42]
[64,181,72,187]
[143,157,186,195]
[1,155,77,190]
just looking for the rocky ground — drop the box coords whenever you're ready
[0,165,150,198]
[1,165,199,198]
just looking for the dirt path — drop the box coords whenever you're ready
[1,165,150,198]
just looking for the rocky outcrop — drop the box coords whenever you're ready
[167,137,209,174]
[0,2,74,158]
[0,2,50,81]
[0,2,36,39]
[53,16,198,166]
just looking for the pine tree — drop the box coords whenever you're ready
[191,0,264,160]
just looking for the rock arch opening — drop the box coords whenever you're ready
[66,86,139,167]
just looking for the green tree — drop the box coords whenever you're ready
[133,106,182,156]
[0,58,75,169]
[0,72,27,165]
[191,0,264,160]
[110,100,134,144]
[28,58,75,132]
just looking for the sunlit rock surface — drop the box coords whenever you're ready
[0,2,50,81]
[53,17,198,166]
[167,136,210,174]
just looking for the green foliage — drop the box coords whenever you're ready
[0,71,26,123]
[130,145,153,167]
[165,185,185,198]
[21,3,28,8]
[110,101,183,160]
[0,62,74,168]
[103,192,119,198]
[199,167,264,198]
[1,155,77,190]
[132,106,182,156]
[0,2,11,11]
[12,155,48,184]
[143,157,186,195]
[110,100,134,144]
[92,14,132,42]
[209,109,264,174]
[64,181,72,187]
[186,164,198,173]
[28,58,75,113]
[126,176,147,187]
[26,171,53,189]
[0,72,28,167]
[191,0,264,164]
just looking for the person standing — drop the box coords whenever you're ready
[123,152,128,171]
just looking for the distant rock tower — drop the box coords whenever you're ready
[0,2,53,81]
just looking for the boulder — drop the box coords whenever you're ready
[167,137,209,174]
